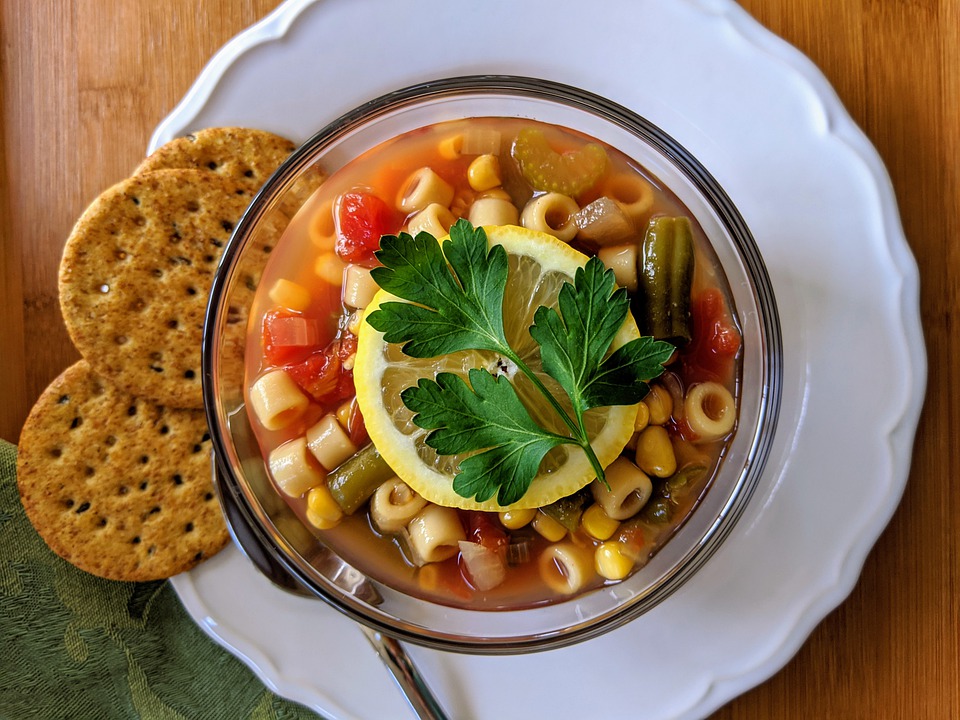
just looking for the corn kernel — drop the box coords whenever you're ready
[346,309,363,336]
[342,353,356,371]
[315,251,345,286]
[595,542,635,580]
[306,484,343,529]
[335,400,352,428]
[467,154,501,192]
[268,278,311,312]
[635,425,677,478]
[580,503,620,540]
[438,134,463,160]
[499,508,536,530]
[634,401,650,432]
[644,384,673,425]
[531,510,567,542]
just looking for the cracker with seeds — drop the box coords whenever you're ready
[135,127,296,192]
[17,361,228,581]
[59,169,255,409]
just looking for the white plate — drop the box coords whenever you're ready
[162,1,926,718]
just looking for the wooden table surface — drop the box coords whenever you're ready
[1,1,956,717]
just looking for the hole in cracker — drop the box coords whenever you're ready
[185,286,197,296]
[70,417,82,429]
[207,161,218,170]
[115,335,128,345]
[75,501,90,514]
[149,506,160,515]
[98,283,110,293]
[235,189,246,196]
[127,405,137,416]
[139,481,149,491]
[150,351,163,361]
[243,169,254,178]
[186,200,200,212]
[221,220,234,233]
[159,425,169,435]
[191,444,202,453]
[185,522,194,533]
[262,245,273,254]
[201,432,210,442]
[140,455,149,464]
[167,319,178,330]
[132,536,141,545]
[57,394,69,404]
[131,196,141,206]
[105,435,117,446]
[152,268,164,278]
[50,447,62,458]
[204,492,214,502]
[118,485,129,495]
[133,216,146,227]
[150,366,164,373]
[226,306,242,324]
[194,552,203,561]
[147,545,156,555]
[203,254,215,263]
[184,369,195,379]
[171,255,193,266]
[172,474,183,485]
[115,249,128,261]
[243,275,256,291]
[64,498,75,509]
[210,239,224,248]
[98,517,107,527]
[84,466,95,477]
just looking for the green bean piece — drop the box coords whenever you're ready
[541,490,588,532]
[634,216,695,347]
[326,444,395,514]
[641,496,674,524]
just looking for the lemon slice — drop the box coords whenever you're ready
[354,224,640,511]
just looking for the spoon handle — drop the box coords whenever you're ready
[360,626,451,720]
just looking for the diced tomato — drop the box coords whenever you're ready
[285,339,355,407]
[335,191,399,263]
[463,511,508,554]
[679,288,742,385]
[261,309,326,366]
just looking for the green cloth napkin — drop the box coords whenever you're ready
[0,439,323,720]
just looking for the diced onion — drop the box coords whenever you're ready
[458,541,506,591]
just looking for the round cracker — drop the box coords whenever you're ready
[17,361,228,581]
[135,127,295,191]
[59,169,255,409]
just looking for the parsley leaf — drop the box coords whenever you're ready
[530,258,675,417]
[402,369,571,505]
[366,221,509,357]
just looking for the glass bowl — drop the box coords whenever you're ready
[202,75,782,654]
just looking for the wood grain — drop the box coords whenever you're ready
[1,1,956,717]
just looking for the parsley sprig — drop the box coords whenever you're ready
[366,220,674,506]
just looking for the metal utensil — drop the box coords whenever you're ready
[215,471,450,720]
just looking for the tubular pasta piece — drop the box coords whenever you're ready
[249,369,309,431]
[520,192,579,242]
[406,504,465,564]
[590,457,653,520]
[269,437,324,497]
[684,382,736,441]
[538,542,593,595]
